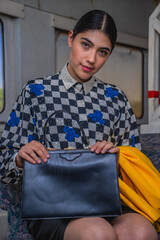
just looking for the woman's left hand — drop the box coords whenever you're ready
[90,140,119,155]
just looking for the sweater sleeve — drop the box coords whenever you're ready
[0,84,37,184]
[113,93,141,150]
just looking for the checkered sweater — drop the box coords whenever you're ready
[0,71,141,184]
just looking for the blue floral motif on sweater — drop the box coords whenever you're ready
[131,134,136,147]
[88,110,105,125]
[63,126,80,142]
[28,134,35,143]
[29,84,45,96]
[7,112,20,127]
[8,145,13,149]
[105,87,119,98]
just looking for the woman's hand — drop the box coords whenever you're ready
[90,140,119,155]
[15,140,50,168]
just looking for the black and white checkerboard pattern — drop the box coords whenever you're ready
[0,72,141,184]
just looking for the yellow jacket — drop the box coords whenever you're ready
[118,146,160,232]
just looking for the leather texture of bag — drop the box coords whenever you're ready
[21,110,122,219]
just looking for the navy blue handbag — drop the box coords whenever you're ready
[21,110,121,219]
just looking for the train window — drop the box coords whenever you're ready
[56,31,70,72]
[0,19,4,113]
[56,31,144,120]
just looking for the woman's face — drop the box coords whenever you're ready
[67,30,112,83]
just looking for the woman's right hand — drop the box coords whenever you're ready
[15,140,50,168]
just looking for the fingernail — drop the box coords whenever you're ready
[37,159,41,164]
[44,158,48,163]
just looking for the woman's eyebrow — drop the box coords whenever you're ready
[81,37,111,52]
[81,37,94,46]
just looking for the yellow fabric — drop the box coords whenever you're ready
[118,146,160,232]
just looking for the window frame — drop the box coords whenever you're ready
[0,14,20,127]
[0,18,5,113]
[0,0,24,129]
[140,4,160,133]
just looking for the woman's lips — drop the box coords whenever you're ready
[81,64,94,73]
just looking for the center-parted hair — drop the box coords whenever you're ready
[73,9,117,50]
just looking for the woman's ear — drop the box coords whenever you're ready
[68,30,74,48]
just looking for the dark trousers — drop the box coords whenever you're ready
[27,219,71,240]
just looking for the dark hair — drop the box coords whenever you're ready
[73,9,117,50]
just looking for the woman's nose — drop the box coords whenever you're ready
[87,50,96,64]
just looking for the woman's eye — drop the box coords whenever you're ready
[98,50,108,56]
[82,42,89,48]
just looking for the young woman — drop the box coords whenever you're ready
[0,9,158,240]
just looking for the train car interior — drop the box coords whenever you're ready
[0,0,159,239]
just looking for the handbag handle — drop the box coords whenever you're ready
[43,110,90,148]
